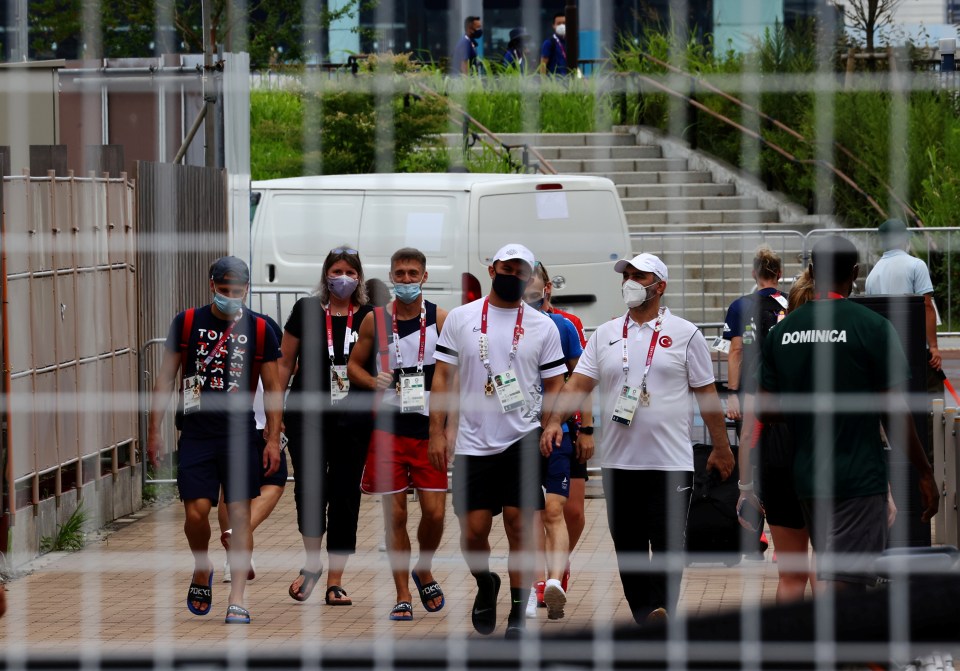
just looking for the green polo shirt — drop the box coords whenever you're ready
[760,298,909,499]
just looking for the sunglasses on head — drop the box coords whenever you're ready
[331,247,358,255]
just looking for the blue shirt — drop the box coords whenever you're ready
[452,34,478,75]
[541,35,567,75]
[865,248,934,296]
[722,287,784,340]
[545,312,582,432]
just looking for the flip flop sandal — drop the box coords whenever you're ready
[471,572,500,635]
[224,604,250,624]
[411,569,445,612]
[388,601,414,621]
[186,567,214,616]
[324,585,352,606]
[288,567,323,602]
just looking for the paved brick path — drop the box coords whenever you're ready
[0,487,781,653]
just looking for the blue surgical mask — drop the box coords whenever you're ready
[327,275,359,299]
[213,291,243,316]
[393,282,423,304]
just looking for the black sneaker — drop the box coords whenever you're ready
[504,622,524,639]
[471,572,501,635]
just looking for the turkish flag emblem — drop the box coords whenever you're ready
[659,335,673,348]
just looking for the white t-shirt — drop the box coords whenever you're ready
[575,308,715,471]
[435,297,566,456]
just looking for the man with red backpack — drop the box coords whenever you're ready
[146,256,283,625]
[347,248,449,623]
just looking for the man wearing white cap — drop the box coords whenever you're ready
[542,252,734,625]
[430,243,567,639]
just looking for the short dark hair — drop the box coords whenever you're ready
[464,16,480,31]
[811,235,858,288]
[553,12,565,23]
[390,247,427,271]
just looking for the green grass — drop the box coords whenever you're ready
[40,505,86,553]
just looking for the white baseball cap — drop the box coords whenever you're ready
[614,253,668,281]
[491,243,536,271]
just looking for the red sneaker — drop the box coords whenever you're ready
[535,580,546,608]
[561,562,571,592]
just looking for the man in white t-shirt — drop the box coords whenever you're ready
[430,243,567,639]
[542,253,734,626]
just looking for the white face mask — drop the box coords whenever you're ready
[555,23,566,38]
[622,279,659,308]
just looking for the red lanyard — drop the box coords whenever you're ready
[553,35,567,60]
[479,297,524,377]
[816,291,845,300]
[325,304,354,363]
[393,300,427,372]
[622,308,666,390]
[199,314,240,372]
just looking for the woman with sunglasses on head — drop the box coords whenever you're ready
[278,246,377,605]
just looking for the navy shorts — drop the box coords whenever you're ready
[177,434,260,504]
[565,421,589,480]
[452,432,545,516]
[541,432,573,497]
[256,433,288,488]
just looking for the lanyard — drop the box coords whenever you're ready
[393,300,427,372]
[815,291,845,300]
[553,35,567,60]
[622,308,666,391]
[325,304,354,363]
[198,312,241,373]
[479,297,524,378]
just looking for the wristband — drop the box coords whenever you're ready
[578,426,594,436]
[737,480,754,491]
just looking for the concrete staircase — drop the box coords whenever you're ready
[448,129,829,327]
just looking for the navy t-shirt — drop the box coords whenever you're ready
[541,35,568,75]
[165,305,281,439]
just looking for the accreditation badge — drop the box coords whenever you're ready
[330,365,350,403]
[183,375,202,414]
[611,384,641,426]
[399,372,426,413]
[493,370,525,413]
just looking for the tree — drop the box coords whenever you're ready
[831,0,903,54]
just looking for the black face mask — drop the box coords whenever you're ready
[492,273,526,302]
[472,28,484,39]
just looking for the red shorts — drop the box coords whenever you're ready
[360,429,448,495]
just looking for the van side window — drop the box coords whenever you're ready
[359,196,459,268]
[270,193,362,258]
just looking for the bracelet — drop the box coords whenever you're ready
[737,480,754,491]
[578,426,594,436]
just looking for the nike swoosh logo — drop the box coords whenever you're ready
[609,339,621,346]
[473,607,492,614]
[473,326,482,332]
[677,485,692,492]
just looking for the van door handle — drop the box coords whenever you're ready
[267,264,276,283]
[554,294,596,305]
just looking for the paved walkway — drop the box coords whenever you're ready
[0,486,781,653]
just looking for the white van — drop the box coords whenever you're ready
[248,173,631,331]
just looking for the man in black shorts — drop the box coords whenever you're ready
[759,236,938,591]
[147,256,284,624]
[430,244,566,638]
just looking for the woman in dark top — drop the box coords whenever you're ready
[279,246,376,605]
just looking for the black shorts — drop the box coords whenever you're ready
[758,423,804,530]
[256,432,288,488]
[565,422,589,480]
[452,431,545,516]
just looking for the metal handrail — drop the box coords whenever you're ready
[637,52,923,227]
[415,82,558,175]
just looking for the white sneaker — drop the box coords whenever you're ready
[223,560,232,583]
[525,585,538,619]
[543,578,566,620]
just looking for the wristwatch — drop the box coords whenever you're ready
[578,426,594,436]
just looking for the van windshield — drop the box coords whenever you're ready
[477,189,626,265]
